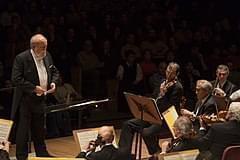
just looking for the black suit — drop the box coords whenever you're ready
[211,80,237,97]
[119,81,183,157]
[193,95,217,116]
[156,81,183,114]
[168,138,196,152]
[193,95,217,131]
[192,120,240,160]
[11,49,59,160]
[77,145,119,160]
[0,150,10,160]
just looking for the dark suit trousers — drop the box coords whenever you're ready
[16,95,48,160]
[118,118,161,157]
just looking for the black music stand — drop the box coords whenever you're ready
[124,92,162,160]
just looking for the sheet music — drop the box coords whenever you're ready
[29,157,85,160]
[160,149,199,160]
[163,154,182,160]
[0,119,13,141]
[180,149,199,160]
[162,106,179,139]
[77,130,99,151]
[73,127,118,152]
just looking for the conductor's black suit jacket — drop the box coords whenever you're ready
[11,49,59,120]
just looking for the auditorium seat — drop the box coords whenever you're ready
[221,145,240,160]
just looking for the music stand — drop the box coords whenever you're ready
[124,92,162,160]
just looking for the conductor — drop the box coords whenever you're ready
[11,34,59,160]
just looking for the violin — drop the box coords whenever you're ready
[180,97,228,125]
[200,110,227,125]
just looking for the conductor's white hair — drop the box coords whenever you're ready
[30,34,47,49]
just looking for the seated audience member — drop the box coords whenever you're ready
[116,50,143,112]
[0,140,10,160]
[149,61,167,97]
[181,80,217,130]
[54,75,82,103]
[76,126,119,160]
[47,74,82,137]
[161,116,196,154]
[192,102,240,160]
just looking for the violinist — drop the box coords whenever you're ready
[161,116,196,154]
[156,62,183,113]
[211,65,237,98]
[118,62,183,159]
[190,102,240,160]
[181,80,217,130]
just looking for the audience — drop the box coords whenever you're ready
[1,0,240,158]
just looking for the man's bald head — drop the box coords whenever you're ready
[98,126,114,143]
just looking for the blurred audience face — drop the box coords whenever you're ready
[158,62,167,75]
[84,40,93,52]
[143,50,152,61]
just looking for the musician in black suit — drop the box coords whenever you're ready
[77,126,119,160]
[193,102,240,160]
[118,62,183,159]
[181,80,217,130]
[161,116,196,154]
[11,34,59,160]
[211,64,237,98]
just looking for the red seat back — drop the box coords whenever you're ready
[222,145,240,160]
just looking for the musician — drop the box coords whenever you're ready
[76,126,119,160]
[211,64,237,98]
[181,80,217,129]
[191,102,240,160]
[11,34,59,160]
[0,140,10,160]
[161,116,196,154]
[118,62,183,159]
[156,62,183,113]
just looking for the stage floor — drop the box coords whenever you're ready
[9,129,171,159]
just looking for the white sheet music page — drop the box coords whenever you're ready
[0,119,13,141]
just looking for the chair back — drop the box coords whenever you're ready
[221,145,240,160]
